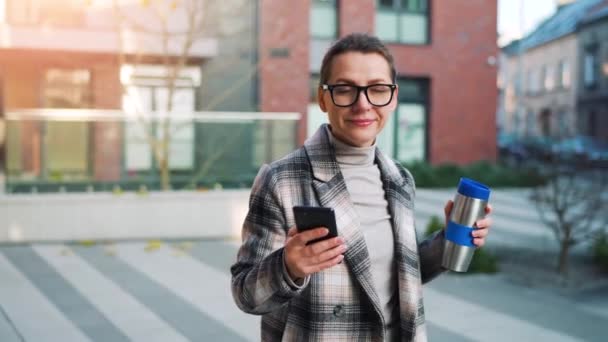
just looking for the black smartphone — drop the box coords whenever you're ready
[293,206,338,245]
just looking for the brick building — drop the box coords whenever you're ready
[257,0,498,164]
[1,0,498,192]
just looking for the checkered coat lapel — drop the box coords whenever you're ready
[304,127,384,322]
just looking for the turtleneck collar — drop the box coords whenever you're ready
[325,125,376,167]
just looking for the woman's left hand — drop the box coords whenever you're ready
[444,201,493,247]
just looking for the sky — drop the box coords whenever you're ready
[498,0,558,46]
[0,0,558,47]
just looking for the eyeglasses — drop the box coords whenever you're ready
[322,83,397,107]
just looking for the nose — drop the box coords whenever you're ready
[352,88,372,111]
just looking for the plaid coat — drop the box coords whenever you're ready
[231,124,445,341]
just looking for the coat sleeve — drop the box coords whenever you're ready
[400,164,446,283]
[230,164,308,315]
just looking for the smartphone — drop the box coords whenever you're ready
[293,206,338,245]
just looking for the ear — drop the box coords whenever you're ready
[318,86,328,113]
[388,85,399,111]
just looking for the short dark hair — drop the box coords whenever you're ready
[319,33,396,86]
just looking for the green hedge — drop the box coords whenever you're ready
[593,231,608,272]
[424,215,498,274]
[403,161,545,188]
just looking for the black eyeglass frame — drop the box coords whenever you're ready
[321,83,397,107]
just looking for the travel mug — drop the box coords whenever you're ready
[442,177,491,272]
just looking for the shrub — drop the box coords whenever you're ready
[424,215,499,274]
[403,161,545,188]
[593,231,608,272]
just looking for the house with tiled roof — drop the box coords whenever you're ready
[498,0,602,139]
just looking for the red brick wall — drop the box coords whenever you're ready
[259,0,498,164]
[339,0,375,35]
[92,63,122,181]
[345,0,498,164]
[258,0,311,144]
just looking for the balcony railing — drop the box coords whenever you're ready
[3,109,300,193]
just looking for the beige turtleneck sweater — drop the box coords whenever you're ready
[327,127,399,341]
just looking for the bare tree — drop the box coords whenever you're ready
[111,0,252,190]
[532,160,608,276]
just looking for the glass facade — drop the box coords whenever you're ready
[310,0,338,40]
[375,0,429,44]
[393,78,428,162]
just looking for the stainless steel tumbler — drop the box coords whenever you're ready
[442,177,491,272]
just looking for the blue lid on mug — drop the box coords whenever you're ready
[457,177,490,201]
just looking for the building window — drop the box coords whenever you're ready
[390,78,429,162]
[310,0,338,40]
[307,74,329,140]
[583,47,598,88]
[42,69,92,179]
[557,60,570,89]
[375,0,429,45]
[525,110,536,137]
[527,68,541,95]
[542,65,554,92]
[121,65,198,172]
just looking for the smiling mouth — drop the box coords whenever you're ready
[349,119,375,127]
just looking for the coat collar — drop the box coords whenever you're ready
[303,124,406,186]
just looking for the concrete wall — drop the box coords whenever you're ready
[0,190,250,243]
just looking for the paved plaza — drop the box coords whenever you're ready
[1,189,607,341]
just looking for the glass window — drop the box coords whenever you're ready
[393,78,428,162]
[583,49,598,87]
[557,60,570,89]
[307,74,329,140]
[376,0,429,44]
[45,121,89,177]
[310,0,337,40]
[42,69,91,178]
[543,65,554,92]
[6,120,21,175]
[43,69,91,108]
[122,65,197,172]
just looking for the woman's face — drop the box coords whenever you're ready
[318,51,398,147]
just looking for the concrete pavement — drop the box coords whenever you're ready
[0,188,606,341]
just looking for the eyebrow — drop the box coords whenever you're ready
[332,78,392,85]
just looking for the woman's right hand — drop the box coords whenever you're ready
[284,227,347,280]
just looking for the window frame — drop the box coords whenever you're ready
[583,46,599,89]
[375,0,431,45]
[310,0,339,40]
[393,76,430,162]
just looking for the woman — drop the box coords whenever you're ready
[231,33,492,342]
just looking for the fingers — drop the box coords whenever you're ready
[310,243,347,266]
[473,237,485,247]
[284,227,346,279]
[308,254,345,274]
[485,204,493,215]
[309,236,344,255]
[444,200,454,218]
[475,217,493,229]
[296,227,329,245]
